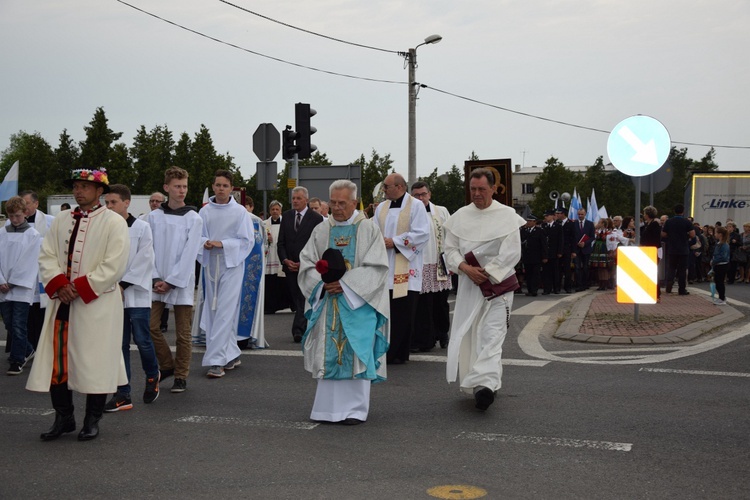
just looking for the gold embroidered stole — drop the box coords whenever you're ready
[430,207,448,281]
[378,195,412,298]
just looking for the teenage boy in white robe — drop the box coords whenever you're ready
[148,166,203,394]
[103,184,161,411]
[1,196,43,375]
[198,170,252,378]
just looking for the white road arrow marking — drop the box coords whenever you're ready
[618,125,658,165]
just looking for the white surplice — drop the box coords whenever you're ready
[0,226,42,304]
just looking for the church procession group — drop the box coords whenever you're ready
[2,164,524,442]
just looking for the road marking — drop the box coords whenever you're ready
[176,415,319,430]
[513,295,574,316]
[640,368,750,378]
[427,484,488,499]
[0,407,55,416]
[518,315,750,365]
[457,431,632,452]
[549,347,680,354]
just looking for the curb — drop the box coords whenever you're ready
[553,290,745,344]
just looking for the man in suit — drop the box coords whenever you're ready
[520,215,547,296]
[570,208,595,292]
[542,210,563,295]
[555,208,574,293]
[278,186,324,342]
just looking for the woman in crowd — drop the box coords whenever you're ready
[726,222,743,284]
[741,223,750,283]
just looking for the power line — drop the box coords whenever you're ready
[114,0,406,85]
[116,1,750,151]
[218,0,400,54]
[421,84,750,150]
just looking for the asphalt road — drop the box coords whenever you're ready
[1,282,748,499]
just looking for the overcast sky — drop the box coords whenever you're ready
[1,0,748,188]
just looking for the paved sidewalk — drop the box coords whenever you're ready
[554,289,745,344]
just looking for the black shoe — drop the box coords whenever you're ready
[409,347,421,353]
[7,362,23,375]
[104,393,133,412]
[293,334,302,343]
[40,413,76,441]
[678,291,690,296]
[78,414,101,441]
[542,292,550,295]
[159,368,174,381]
[171,378,187,393]
[341,418,364,425]
[474,387,495,411]
[525,292,537,297]
[143,373,160,404]
[387,358,405,365]
[438,336,449,349]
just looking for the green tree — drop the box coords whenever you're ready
[108,143,135,188]
[130,125,176,195]
[53,129,79,185]
[352,149,394,211]
[78,107,123,169]
[531,156,582,217]
[186,125,223,207]
[0,131,59,209]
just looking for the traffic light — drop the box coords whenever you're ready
[282,126,298,161]
[295,102,317,159]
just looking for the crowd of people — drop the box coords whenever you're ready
[515,202,750,306]
[3,164,746,441]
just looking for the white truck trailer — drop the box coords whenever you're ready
[685,172,750,226]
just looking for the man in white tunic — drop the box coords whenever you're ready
[198,170,252,378]
[149,166,203,393]
[299,180,390,424]
[410,181,452,352]
[27,168,130,440]
[0,196,43,375]
[443,168,526,411]
[103,184,160,412]
[374,173,429,364]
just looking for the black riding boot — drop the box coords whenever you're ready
[78,394,106,441]
[40,383,75,441]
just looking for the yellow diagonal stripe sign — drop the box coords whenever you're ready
[617,246,658,304]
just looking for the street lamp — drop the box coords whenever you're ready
[403,34,442,186]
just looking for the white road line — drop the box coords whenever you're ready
[175,415,319,430]
[0,407,55,416]
[513,296,572,316]
[457,431,632,452]
[549,347,680,354]
[518,315,750,365]
[640,368,750,378]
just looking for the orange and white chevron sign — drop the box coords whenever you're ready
[616,246,658,304]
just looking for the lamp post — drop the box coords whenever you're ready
[404,34,442,186]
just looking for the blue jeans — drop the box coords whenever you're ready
[0,301,32,364]
[120,307,159,395]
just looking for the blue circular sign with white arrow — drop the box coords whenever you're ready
[607,115,671,177]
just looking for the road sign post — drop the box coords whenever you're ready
[607,115,671,321]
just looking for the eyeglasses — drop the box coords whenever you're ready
[412,192,429,198]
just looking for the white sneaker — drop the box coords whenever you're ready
[713,299,727,306]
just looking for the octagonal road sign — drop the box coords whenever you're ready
[607,115,671,177]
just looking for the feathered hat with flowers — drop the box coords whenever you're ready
[64,168,110,193]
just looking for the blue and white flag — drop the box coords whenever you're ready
[0,160,19,202]
[568,188,580,220]
[586,188,600,223]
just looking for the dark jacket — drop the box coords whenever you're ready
[277,207,323,272]
[570,218,595,255]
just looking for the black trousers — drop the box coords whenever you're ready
[412,292,435,351]
[387,290,418,362]
[285,271,306,339]
[574,253,590,290]
[558,254,573,292]
[433,289,451,342]
[543,257,560,293]
[524,260,542,294]
[666,253,688,293]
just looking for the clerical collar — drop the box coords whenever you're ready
[126,214,137,227]
[425,203,431,213]
[389,194,406,209]
[26,211,37,224]
[331,210,360,226]
[7,221,31,233]
[271,218,281,225]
